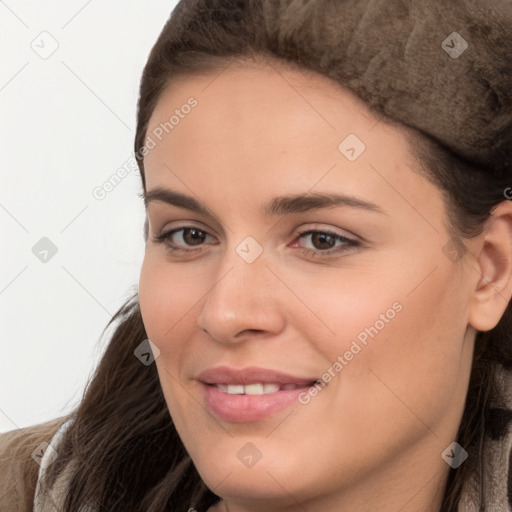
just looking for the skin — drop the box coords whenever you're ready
[138,58,512,512]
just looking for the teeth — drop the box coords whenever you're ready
[226,384,244,395]
[214,383,282,395]
[262,383,281,393]
[245,383,264,395]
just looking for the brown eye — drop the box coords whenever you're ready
[310,232,336,250]
[181,228,207,246]
[154,226,216,251]
[293,229,359,256]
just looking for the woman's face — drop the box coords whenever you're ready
[138,60,478,509]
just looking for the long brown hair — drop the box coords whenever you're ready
[41,1,512,510]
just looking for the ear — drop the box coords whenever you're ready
[469,200,512,332]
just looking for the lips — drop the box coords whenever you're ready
[197,366,318,422]
[197,366,317,387]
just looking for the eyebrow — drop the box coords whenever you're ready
[143,187,387,218]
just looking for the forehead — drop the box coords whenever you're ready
[142,60,445,231]
[146,59,384,145]
[145,61,409,171]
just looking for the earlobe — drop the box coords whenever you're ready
[469,200,512,332]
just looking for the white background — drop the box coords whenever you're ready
[0,0,179,432]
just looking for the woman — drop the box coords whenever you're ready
[1,0,512,510]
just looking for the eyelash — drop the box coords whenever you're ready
[153,226,360,257]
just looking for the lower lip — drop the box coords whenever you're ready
[201,383,311,422]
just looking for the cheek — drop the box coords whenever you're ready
[323,264,469,440]
[276,262,404,362]
[138,254,202,349]
[293,249,469,428]
[138,255,205,431]
[138,254,213,413]
[371,271,466,386]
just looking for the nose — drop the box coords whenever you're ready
[196,249,286,344]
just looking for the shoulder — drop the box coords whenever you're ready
[0,417,70,512]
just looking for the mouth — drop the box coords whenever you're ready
[197,366,319,422]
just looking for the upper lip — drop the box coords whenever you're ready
[197,366,317,386]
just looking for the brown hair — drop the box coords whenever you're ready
[40,1,512,510]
